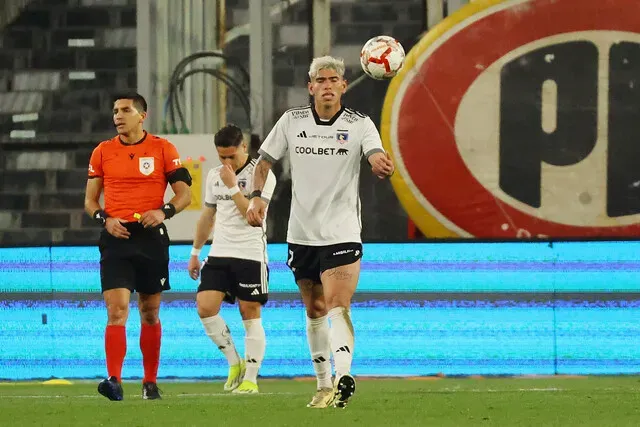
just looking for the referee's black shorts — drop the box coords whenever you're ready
[99,222,171,295]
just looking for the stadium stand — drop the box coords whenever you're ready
[0,0,417,245]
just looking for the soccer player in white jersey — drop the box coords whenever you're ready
[187,124,277,394]
[246,56,394,408]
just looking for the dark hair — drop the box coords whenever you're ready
[112,92,147,112]
[214,124,244,148]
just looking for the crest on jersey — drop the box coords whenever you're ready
[238,179,247,190]
[139,157,154,176]
[336,131,349,144]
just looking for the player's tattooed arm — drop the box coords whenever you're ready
[246,155,274,227]
[252,155,274,193]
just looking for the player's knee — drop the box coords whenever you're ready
[239,302,261,320]
[196,303,220,318]
[106,304,129,325]
[196,294,221,318]
[139,306,160,325]
[305,297,327,318]
[325,294,351,311]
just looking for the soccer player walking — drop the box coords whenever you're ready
[188,125,276,394]
[246,56,394,408]
[84,93,192,401]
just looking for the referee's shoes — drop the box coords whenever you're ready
[98,376,124,401]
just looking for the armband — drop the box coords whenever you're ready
[167,167,193,186]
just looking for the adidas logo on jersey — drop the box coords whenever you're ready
[297,131,308,138]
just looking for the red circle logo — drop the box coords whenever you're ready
[382,0,640,238]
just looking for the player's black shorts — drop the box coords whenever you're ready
[198,257,269,305]
[286,242,363,283]
[98,222,171,294]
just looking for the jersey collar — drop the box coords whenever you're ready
[119,130,148,146]
[311,105,344,126]
[235,155,253,175]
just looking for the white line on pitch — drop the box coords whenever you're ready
[3,391,300,399]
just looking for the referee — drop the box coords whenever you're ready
[84,92,192,401]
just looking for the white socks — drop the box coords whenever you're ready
[202,309,353,387]
[201,314,241,366]
[328,307,354,378]
[243,318,266,384]
[306,314,333,389]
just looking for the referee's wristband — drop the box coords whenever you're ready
[228,185,240,196]
[93,209,109,227]
[190,247,201,257]
[160,203,176,220]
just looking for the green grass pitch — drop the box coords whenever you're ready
[1,377,639,426]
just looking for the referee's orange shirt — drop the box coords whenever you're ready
[88,133,182,222]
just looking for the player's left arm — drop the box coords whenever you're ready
[235,169,276,222]
[222,168,276,219]
[362,117,394,179]
[230,192,250,217]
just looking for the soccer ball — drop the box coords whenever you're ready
[360,35,406,80]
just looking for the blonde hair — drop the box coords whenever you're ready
[308,56,346,80]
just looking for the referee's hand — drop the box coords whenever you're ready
[105,218,131,239]
[188,256,201,280]
[246,198,267,227]
[139,209,165,228]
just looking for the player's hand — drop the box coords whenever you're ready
[139,209,165,228]
[220,164,237,188]
[246,197,267,227]
[105,218,131,239]
[369,152,394,179]
[188,256,201,280]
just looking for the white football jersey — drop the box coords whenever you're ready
[258,105,384,246]
[204,158,277,262]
